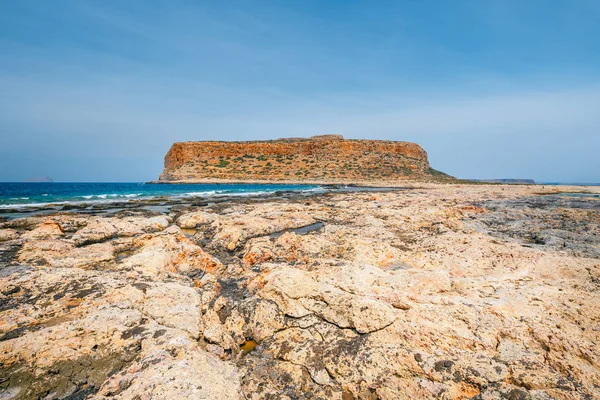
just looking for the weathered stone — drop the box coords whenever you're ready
[0,229,19,242]
[121,225,223,276]
[94,328,243,400]
[176,210,218,229]
[1,184,599,399]
[18,240,115,269]
[72,218,118,246]
[255,265,397,333]
[21,220,64,239]
[72,216,169,246]
[212,208,316,250]
[125,282,202,338]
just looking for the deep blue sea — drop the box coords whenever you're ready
[0,182,322,209]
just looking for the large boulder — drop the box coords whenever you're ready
[121,226,223,277]
[254,264,397,334]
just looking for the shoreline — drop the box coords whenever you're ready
[0,185,411,220]
[2,182,599,220]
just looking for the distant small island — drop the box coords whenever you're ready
[23,176,54,183]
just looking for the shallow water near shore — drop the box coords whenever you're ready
[0,182,323,208]
[0,182,410,220]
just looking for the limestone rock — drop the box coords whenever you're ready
[72,218,118,246]
[1,184,599,399]
[121,226,223,277]
[21,220,64,239]
[255,265,397,333]
[94,328,243,400]
[124,282,202,338]
[72,216,169,246]
[0,229,19,242]
[18,240,115,269]
[176,210,218,229]
[212,211,316,250]
[0,302,143,399]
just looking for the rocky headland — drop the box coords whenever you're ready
[158,135,451,183]
[0,184,599,399]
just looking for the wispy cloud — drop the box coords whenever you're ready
[0,1,599,182]
[2,69,598,181]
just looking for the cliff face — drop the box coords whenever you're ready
[159,135,449,182]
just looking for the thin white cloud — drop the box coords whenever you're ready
[1,1,599,181]
[3,72,598,138]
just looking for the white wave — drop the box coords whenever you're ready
[80,193,141,200]
[219,191,270,197]
[167,189,277,199]
[216,190,287,197]
[178,190,219,196]
[0,186,320,210]
[175,187,322,198]
[0,200,82,209]
[0,194,144,209]
[302,187,327,193]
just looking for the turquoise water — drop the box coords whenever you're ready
[0,182,322,208]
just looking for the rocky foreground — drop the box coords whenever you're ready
[0,185,599,399]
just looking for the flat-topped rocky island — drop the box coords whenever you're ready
[158,135,451,183]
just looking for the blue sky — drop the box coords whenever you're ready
[1,0,599,182]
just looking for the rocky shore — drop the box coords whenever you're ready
[0,184,599,399]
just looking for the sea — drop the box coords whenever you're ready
[0,182,323,209]
[1,181,598,211]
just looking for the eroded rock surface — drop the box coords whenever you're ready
[1,186,599,399]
